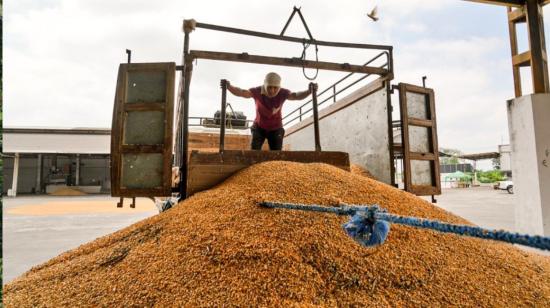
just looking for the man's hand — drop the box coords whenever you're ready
[220,79,230,89]
[288,83,318,101]
[309,83,318,94]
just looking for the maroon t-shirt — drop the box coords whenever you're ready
[249,86,291,131]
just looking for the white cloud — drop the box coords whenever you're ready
[3,0,547,158]
[391,35,513,154]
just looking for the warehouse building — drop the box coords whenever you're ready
[2,127,111,196]
[2,126,255,196]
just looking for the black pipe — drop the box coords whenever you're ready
[220,79,228,152]
[126,49,131,64]
[310,83,321,151]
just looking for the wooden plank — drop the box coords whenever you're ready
[194,21,392,51]
[508,7,526,22]
[398,83,412,192]
[526,0,550,93]
[399,83,432,95]
[162,63,176,197]
[188,150,349,167]
[186,150,350,196]
[408,118,433,127]
[189,50,388,75]
[512,50,532,66]
[187,132,269,151]
[428,89,442,195]
[410,185,441,196]
[187,164,246,195]
[124,102,165,112]
[409,152,436,161]
[110,64,125,196]
[508,6,523,97]
[385,81,396,186]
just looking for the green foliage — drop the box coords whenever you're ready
[477,170,506,183]
[439,147,463,165]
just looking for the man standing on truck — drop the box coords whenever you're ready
[223,72,317,150]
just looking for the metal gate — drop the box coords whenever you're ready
[110,62,175,198]
[397,83,441,196]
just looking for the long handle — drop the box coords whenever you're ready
[310,82,321,152]
[220,79,228,152]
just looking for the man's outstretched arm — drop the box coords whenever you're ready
[222,80,252,98]
[287,83,318,100]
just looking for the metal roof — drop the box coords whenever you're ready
[458,152,500,161]
[3,128,112,154]
[2,127,250,154]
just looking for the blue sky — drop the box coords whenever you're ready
[3,0,549,163]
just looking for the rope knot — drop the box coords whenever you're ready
[342,206,390,247]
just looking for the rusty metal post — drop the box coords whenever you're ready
[179,20,194,199]
[310,82,321,152]
[220,79,228,152]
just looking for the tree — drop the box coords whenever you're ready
[439,148,463,165]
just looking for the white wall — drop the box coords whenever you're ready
[284,80,392,184]
[507,93,550,236]
[498,144,512,172]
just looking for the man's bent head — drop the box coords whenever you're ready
[263,72,281,97]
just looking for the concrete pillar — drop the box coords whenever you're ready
[75,154,80,186]
[36,154,42,194]
[507,93,550,236]
[9,153,20,197]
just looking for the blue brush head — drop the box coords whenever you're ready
[342,211,390,247]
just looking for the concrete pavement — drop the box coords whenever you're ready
[3,195,157,283]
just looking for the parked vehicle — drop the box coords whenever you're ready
[495,180,514,194]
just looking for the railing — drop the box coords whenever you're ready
[282,51,390,127]
[392,120,402,128]
[188,116,253,129]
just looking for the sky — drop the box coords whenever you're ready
[3,0,550,164]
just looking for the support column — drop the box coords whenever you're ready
[75,154,80,186]
[9,153,20,197]
[525,0,549,94]
[507,93,550,236]
[36,154,42,194]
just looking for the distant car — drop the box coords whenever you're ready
[496,180,514,194]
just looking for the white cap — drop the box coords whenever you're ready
[264,72,281,88]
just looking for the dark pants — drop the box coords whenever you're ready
[251,125,285,150]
